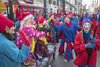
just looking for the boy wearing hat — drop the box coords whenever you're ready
[73,12,100,67]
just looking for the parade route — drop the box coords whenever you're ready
[45,43,100,67]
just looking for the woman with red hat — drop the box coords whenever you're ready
[73,12,100,67]
[0,14,31,67]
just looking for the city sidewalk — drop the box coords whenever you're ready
[45,43,100,67]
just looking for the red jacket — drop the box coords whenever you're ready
[73,31,100,66]
[91,20,100,34]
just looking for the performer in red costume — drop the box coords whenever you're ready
[73,12,100,67]
[35,10,43,25]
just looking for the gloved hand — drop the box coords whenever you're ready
[19,30,30,47]
[85,42,96,49]
[78,27,82,30]
[91,37,97,43]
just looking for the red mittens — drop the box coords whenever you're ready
[19,30,30,47]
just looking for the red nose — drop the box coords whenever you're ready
[85,27,89,30]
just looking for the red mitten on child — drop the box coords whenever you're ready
[19,30,30,47]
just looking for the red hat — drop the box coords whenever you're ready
[64,11,67,16]
[39,10,41,14]
[26,8,29,12]
[38,17,44,24]
[31,10,36,16]
[74,13,76,16]
[16,9,24,23]
[22,12,33,21]
[92,13,95,17]
[67,11,73,18]
[59,12,63,16]
[21,6,25,16]
[43,19,48,24]
[0,14,14,33]
[49,14,54,18]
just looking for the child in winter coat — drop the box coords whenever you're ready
[15,9,46,66]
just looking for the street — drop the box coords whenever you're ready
[45,43,100,67]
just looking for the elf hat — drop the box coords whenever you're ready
[31,10,36,16]
[49,14,54,18]
[38,17,44,24]
[22,12,33,21]
[39,10,41,14]
[43,19,48,25]
[67,11,73,18]
[64,11,67,16]
[59,12,63,16]
[82,12,91,26]
[74,13,76,16]
[0,14,14,33]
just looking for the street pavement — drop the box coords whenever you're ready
[45,43,100,67]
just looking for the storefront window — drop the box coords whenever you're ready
[65,3,70,12]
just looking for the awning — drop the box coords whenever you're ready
[0,1,7,14]
[4,0,44,9]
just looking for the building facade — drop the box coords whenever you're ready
[77,0,82,14]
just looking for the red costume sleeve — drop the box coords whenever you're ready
[94,33,100,50]
[73,32,86,54]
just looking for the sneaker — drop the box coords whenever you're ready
[64,59,68,62]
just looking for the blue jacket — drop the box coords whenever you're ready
[72,16,78,24]
[15,21,20,31]
[0,33,30,67]
[54,22,80,42]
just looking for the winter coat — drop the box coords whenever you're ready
[72,16,78,24]
[73,31,100,66]
[0,33,30,67]
[54,22,81,42]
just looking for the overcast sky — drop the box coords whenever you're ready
[82,0,93,8]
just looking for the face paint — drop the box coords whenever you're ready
[83,23,91,33]
[64,17,70,23]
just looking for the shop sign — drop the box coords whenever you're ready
[13,5,18,13]
[23,0,33,4]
